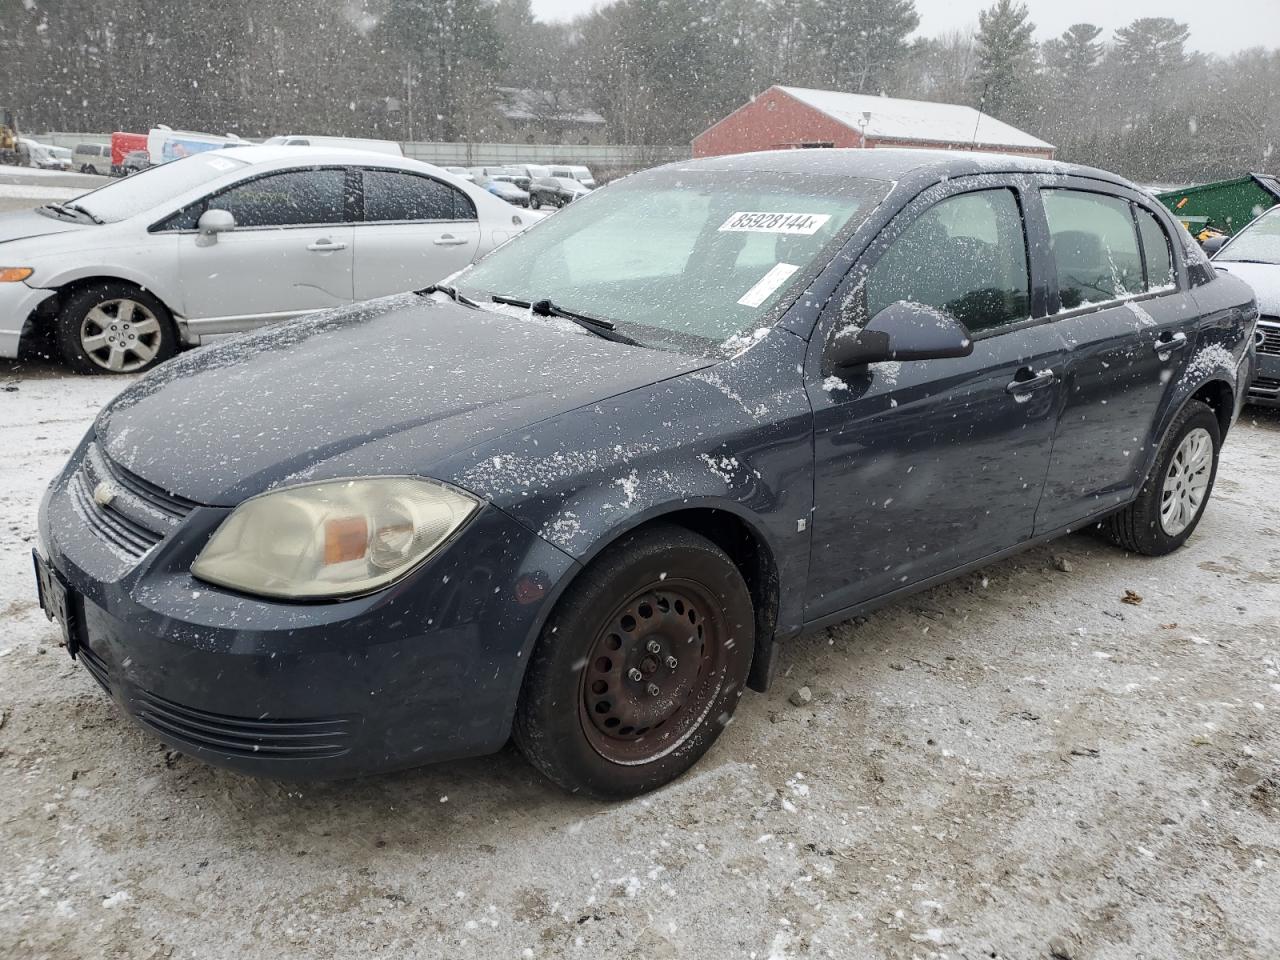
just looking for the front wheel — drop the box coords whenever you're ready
[514,525,754,798]
[529,194,541,209]
[1099,399,1221,555]
[55,282,177,374]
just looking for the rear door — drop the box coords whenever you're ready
[1034,183,1197,532]
[174,166,355,336]
[805,180,1067,620]
[352,167,481,298]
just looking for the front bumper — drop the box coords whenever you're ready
[0,280,54,359]
[38,451,577,780]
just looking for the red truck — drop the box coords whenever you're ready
[110,131,148,175]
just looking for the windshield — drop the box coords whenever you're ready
[457,168,887,353]
[1217,207,1280,265]
[70,152,250,223]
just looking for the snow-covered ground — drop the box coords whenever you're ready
[1,358,1278,959]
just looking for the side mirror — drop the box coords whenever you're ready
[198,208,236,236]
[827,300,973,370]
[1201,235,1227,257]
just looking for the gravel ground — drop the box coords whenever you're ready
[1,359,1278,960]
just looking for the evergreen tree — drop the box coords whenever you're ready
[972,0,1035,118]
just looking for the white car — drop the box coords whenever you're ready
[19,138,73,171]
[0,146,532,373]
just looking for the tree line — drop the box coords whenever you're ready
[1,0,1277,183]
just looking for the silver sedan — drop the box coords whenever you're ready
[0,146,533,373]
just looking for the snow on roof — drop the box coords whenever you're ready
[774,86,1054,151]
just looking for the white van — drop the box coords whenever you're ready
[548,164,597,189]
[263,135,403,157]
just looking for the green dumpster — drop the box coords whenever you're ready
[1156,174,1280,238]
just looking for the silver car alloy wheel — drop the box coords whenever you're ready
[80,298,163,373]
[1160,427,1213,536]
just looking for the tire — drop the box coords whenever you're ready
[55,281,177,375]
[1098,399,1221,556]
[529,194,541,210]
[514,525,754,798]
[85,165,98,176]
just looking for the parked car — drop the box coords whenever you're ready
[19,138,72,171]
[508,163,550,187]
[1209,204,1280,406]
[548,164,597,189]
[121,149,151,176]
[481,175,531,207]
[33,150,1255,798]
[262,135,403,157]
[71,142,110,175]
[0,146,530,372]
[443,165,476,183]
[529,175,591,209]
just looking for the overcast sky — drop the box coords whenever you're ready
[528,0,1280,56]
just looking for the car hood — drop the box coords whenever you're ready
[0,209,91,244]
[1213,261,1280,316]
[95,293,708,505]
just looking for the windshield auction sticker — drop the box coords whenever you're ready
[719,212,832,235]
[738,262,800,307]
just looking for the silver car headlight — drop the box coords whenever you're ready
[191,477,479,600]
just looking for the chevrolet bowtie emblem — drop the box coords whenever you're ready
[92,481,118,507]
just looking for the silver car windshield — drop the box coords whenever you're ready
[457,169,888,352]
[1217,207,1280,265]
[71,153,250,223]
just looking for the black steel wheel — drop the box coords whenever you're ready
[514,525,754,798]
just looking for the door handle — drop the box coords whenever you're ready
[1154,331,1188,356]
[307,239,347,252]
[433,235,469,246]
[1006,368,1057,398]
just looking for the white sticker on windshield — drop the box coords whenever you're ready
[738,262,800,308]
[719,212,832,235]
[204,157,236,171]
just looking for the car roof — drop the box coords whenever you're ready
[215,144,433,170]
[662,148,1133,189]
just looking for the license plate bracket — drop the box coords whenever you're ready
[33,549,81,659]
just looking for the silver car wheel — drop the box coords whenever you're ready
[80,298,163,373]
[1159,427,1213,536]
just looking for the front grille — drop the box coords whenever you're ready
[1251,375,1280,397]
[69,443,197,559]
[132,689,355,760]
[1258,320,1280,356]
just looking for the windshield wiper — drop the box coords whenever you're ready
[418,283,481,308]
[491,294,641,346]
[39,202,101,224]
[65,202,103,224]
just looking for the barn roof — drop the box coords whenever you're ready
[774,86,1054,152]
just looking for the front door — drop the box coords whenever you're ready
[177,167,355,337]
[805,184,1067,621]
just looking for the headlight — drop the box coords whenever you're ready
[191,477,479,600]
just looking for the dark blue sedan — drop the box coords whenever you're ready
[35,149,1258,797]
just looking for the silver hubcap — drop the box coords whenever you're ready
[80,298,162,373]
[1160,427,1213,536]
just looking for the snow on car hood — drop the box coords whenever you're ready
[95,293,708,505]
[0,209,91,245]
[1213,261,1280,316]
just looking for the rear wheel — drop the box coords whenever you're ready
[514,525,754,798]
[1098,399,1221,556]
[55,282,177,374]
[529,193,541,210]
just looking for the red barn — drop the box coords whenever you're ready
[694,85,1055,160]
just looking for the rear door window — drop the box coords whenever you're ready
[1135,207,1176,290]
[1043,189,1144,308]
[867,188,1031,334]
[361,169,475,222]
